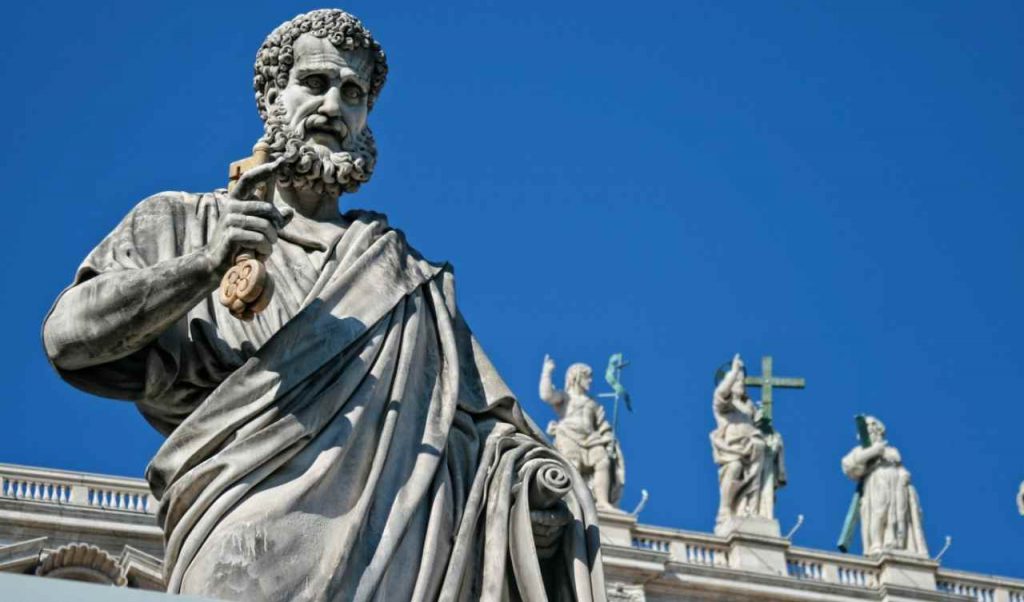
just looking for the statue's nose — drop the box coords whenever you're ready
[319,87,343,117]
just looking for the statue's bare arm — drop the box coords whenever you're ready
[44,165,286,371]
[539,354,567,408]
[714,353,743,410]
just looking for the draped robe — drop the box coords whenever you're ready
[842,445,928,557]
[46,191,607,602]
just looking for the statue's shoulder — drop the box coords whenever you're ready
[345,208,449,273]
[112,192,220,255]
[126,190,216,222]
[345,208,390,234]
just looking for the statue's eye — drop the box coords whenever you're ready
[303,75,328,93]
[342,84,365,101]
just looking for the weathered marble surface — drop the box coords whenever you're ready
[539,355,626,510]
[841,416,928,557]
[709,354,786,535]
[42,9,606,601]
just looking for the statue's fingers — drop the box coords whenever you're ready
[232,159,284,200]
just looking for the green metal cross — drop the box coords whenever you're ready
[743,356,805,431]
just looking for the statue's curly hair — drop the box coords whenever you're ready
[565,363,593,394]
[253,9,388,121]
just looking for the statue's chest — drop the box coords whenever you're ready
[201,238,337,361]
[564,398,597,428]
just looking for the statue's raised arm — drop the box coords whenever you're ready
[714,353,744,410]
[43,163,287,372]
[539,354,568,415]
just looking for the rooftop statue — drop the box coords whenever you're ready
[710,354,787,535]
[1018,480,1024,516]
[841,416,928,557]
[539,355,625,511]
[42,9,606,601]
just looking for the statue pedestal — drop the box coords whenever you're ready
[876,551,938,600]
[597,508,638,547]
[716,515,781,538]
[721,517,790,576]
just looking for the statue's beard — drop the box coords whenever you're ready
[258,108,377,198]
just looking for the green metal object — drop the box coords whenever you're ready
[605,353,631,412]
[601,353,632,461]
[742,356,806,433]
[837,415,872,552]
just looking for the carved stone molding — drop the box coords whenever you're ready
[35,543,127,586]
[607,581,646,602]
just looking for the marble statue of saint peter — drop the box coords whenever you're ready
[43,9,605,601]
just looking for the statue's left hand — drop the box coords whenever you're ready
[531,501,572,559]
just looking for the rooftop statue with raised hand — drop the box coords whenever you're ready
[539,355,625,511]
[710,353,786,535]
[42,9,606,601]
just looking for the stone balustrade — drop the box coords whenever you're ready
[0,463,155,515]
[631,524,730,568]
[785,547,880,588]
[599,510,1024,601]
[2,463,1023,602]
[936,569,1024,602]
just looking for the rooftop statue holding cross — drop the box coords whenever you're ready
[710,354,803,535]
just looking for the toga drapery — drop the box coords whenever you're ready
[842,446,927,557]
[46,192,607,601]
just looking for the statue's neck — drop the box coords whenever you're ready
[567,389,590,401]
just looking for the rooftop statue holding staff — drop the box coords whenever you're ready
[841,416,928,556]
[539,355,625,511]
[42,9,606,601]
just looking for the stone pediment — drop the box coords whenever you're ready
[0,537,46,573]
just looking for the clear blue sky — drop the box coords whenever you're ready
[2,0,1022,578]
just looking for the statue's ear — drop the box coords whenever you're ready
[264,88,279,116]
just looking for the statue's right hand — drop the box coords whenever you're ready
[543,354,555,373]
[866,441,887,458]
[204,195,289,276]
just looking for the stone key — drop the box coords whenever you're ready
[221,145,274,321]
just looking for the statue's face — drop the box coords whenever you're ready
[580,372,593,392]
[268,33,373,153]
[866,419,885,443]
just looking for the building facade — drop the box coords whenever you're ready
[0,463,1020,601]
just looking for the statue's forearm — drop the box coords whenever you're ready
[539,371,558,403]
[44,251,219,371]
[714,369,736,399]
